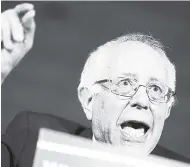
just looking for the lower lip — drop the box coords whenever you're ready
[120,127,150,143]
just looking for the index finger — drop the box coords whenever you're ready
[14,3,34,14]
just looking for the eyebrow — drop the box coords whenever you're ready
[119,74,164,84]
[118,73,137,78]
[149,77,160,82]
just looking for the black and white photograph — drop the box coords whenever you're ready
[1,1,190,167]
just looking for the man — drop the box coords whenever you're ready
[1,3,189,167]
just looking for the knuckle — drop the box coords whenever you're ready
[15,4,23,10]
[4,9,14,16]
[2,9,18,22]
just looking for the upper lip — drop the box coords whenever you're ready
[120,120,151,133]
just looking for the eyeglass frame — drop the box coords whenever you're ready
[94,79,176,104]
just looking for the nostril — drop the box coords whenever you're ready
[131,104,148,110]
[131,103,137,108]
[137,105,142,109]
[144,106,148,110]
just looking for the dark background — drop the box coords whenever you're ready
[1,1,190,158]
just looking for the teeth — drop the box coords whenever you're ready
[122,127,145,138]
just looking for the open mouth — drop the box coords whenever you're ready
[120,120,151,142]
[121,121,150,133]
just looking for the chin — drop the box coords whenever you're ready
[108,130,158,156]
[120,141,152,155]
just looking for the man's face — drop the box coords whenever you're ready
[90,41,173,154]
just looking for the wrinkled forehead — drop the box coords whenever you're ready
[96,41,169,85]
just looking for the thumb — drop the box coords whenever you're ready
[22,9,36,50]
[22,9,36,30]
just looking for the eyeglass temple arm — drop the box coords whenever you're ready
[95,79,111,84]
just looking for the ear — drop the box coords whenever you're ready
[165,97,174,119]
[78,87,93,120]
[165,105,171,119]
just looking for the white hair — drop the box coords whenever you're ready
[78,33,176,97]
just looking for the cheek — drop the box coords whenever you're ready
[150,104,168,139]
[150,103,168,121]
[147,104,168,151]
[91,93,128,136]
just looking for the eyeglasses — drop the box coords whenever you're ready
[95,77,176,103]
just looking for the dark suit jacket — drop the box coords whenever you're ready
[2,111,190,167]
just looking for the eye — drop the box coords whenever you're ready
[150,85,162,94]
[117,79,131,87]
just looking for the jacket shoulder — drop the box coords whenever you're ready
[2,111,86,167]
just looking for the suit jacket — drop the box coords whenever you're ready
[2,111,190,167]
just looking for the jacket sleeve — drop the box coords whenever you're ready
[1,142,12,167]
[1,111,30,167]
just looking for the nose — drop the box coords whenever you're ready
[130,86,149,110]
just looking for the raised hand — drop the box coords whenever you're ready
[1,3,36,84]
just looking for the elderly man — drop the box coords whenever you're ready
[1,3,189,167]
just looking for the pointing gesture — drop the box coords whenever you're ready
[1,3,36,84]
